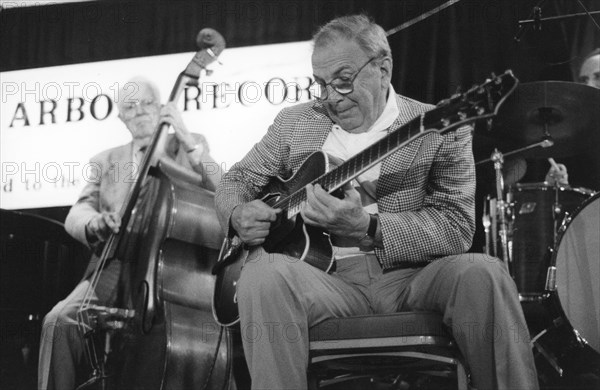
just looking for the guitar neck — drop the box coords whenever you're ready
[274,70,518,219]
[281,110,455,218]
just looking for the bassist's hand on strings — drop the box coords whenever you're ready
[231,200,281,246]
[85,211,121,243]
[160,103,206,161]
[301,183,370,241]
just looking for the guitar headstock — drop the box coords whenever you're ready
[183,28,226,85]
[432,70,519,131]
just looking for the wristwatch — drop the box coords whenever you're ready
[359,213,378,246]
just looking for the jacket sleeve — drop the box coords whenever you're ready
[214,108,291,236]
[375,125,476,269]
[64,154,104,247]
[173,132,222,192]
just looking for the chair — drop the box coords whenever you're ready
[308,311,470,389]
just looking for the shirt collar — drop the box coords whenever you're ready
[368,84,399,133]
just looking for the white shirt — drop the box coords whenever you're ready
[321,85,399,258]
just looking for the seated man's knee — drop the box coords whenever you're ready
[41,304,78,339]
[238,250,300,295]
[453,253,510,285]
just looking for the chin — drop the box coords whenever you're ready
[337,118,364,132]
[133,122,155,137]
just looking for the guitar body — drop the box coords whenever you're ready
[213,151,336,326]
[262,151,337,269]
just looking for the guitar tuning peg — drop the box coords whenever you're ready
[451,86,462,99]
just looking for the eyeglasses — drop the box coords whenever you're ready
[310,56,379,101]
[120,98,158,119]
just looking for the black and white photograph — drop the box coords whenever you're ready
[1,1,599,389]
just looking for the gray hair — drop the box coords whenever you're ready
[312,14,391,58]
[117,76,161,111]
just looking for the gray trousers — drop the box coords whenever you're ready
[237,248,539,390]
[38,261,121,390]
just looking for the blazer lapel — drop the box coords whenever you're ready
[377,96,427,199]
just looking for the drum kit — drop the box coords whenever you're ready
[478,80,600,382]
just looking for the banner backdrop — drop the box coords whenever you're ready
[1,41,314,209]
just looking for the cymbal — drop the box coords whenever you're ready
[491,81,600,158]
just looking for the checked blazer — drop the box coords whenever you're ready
[215,94,475,270]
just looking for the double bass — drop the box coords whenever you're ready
[76,29,233,390]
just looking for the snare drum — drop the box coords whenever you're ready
[507,183,593,299]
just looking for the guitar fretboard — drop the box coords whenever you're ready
[281,112,428,218]
[271,71,516,219]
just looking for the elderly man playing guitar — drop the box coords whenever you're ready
[214,14,538,390]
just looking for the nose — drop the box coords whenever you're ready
[135,102,146,115]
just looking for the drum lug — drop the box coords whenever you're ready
[572,328,589,348]
[545,265,557,292]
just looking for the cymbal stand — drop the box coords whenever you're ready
[491,149,512,272]
[475,137,554,166]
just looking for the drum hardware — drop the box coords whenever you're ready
[529,296,591,378]
[475,137,554,166]
[490,149,512,271]
[544,264,556,292]
[532,328,564,377]
[482,196,493,256]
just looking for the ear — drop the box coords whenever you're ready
[379,56,393,85]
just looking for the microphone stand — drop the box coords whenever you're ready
[517,10,600,27]
[515,0,600,42]
[514,0,547,42]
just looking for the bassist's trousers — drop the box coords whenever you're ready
[38,260,121,390]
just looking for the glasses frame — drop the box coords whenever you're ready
[120,98,159,119]
[311,56,380,101]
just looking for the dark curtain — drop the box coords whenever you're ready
[3,0,599,83]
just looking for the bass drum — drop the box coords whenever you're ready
[553,191,600,353]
